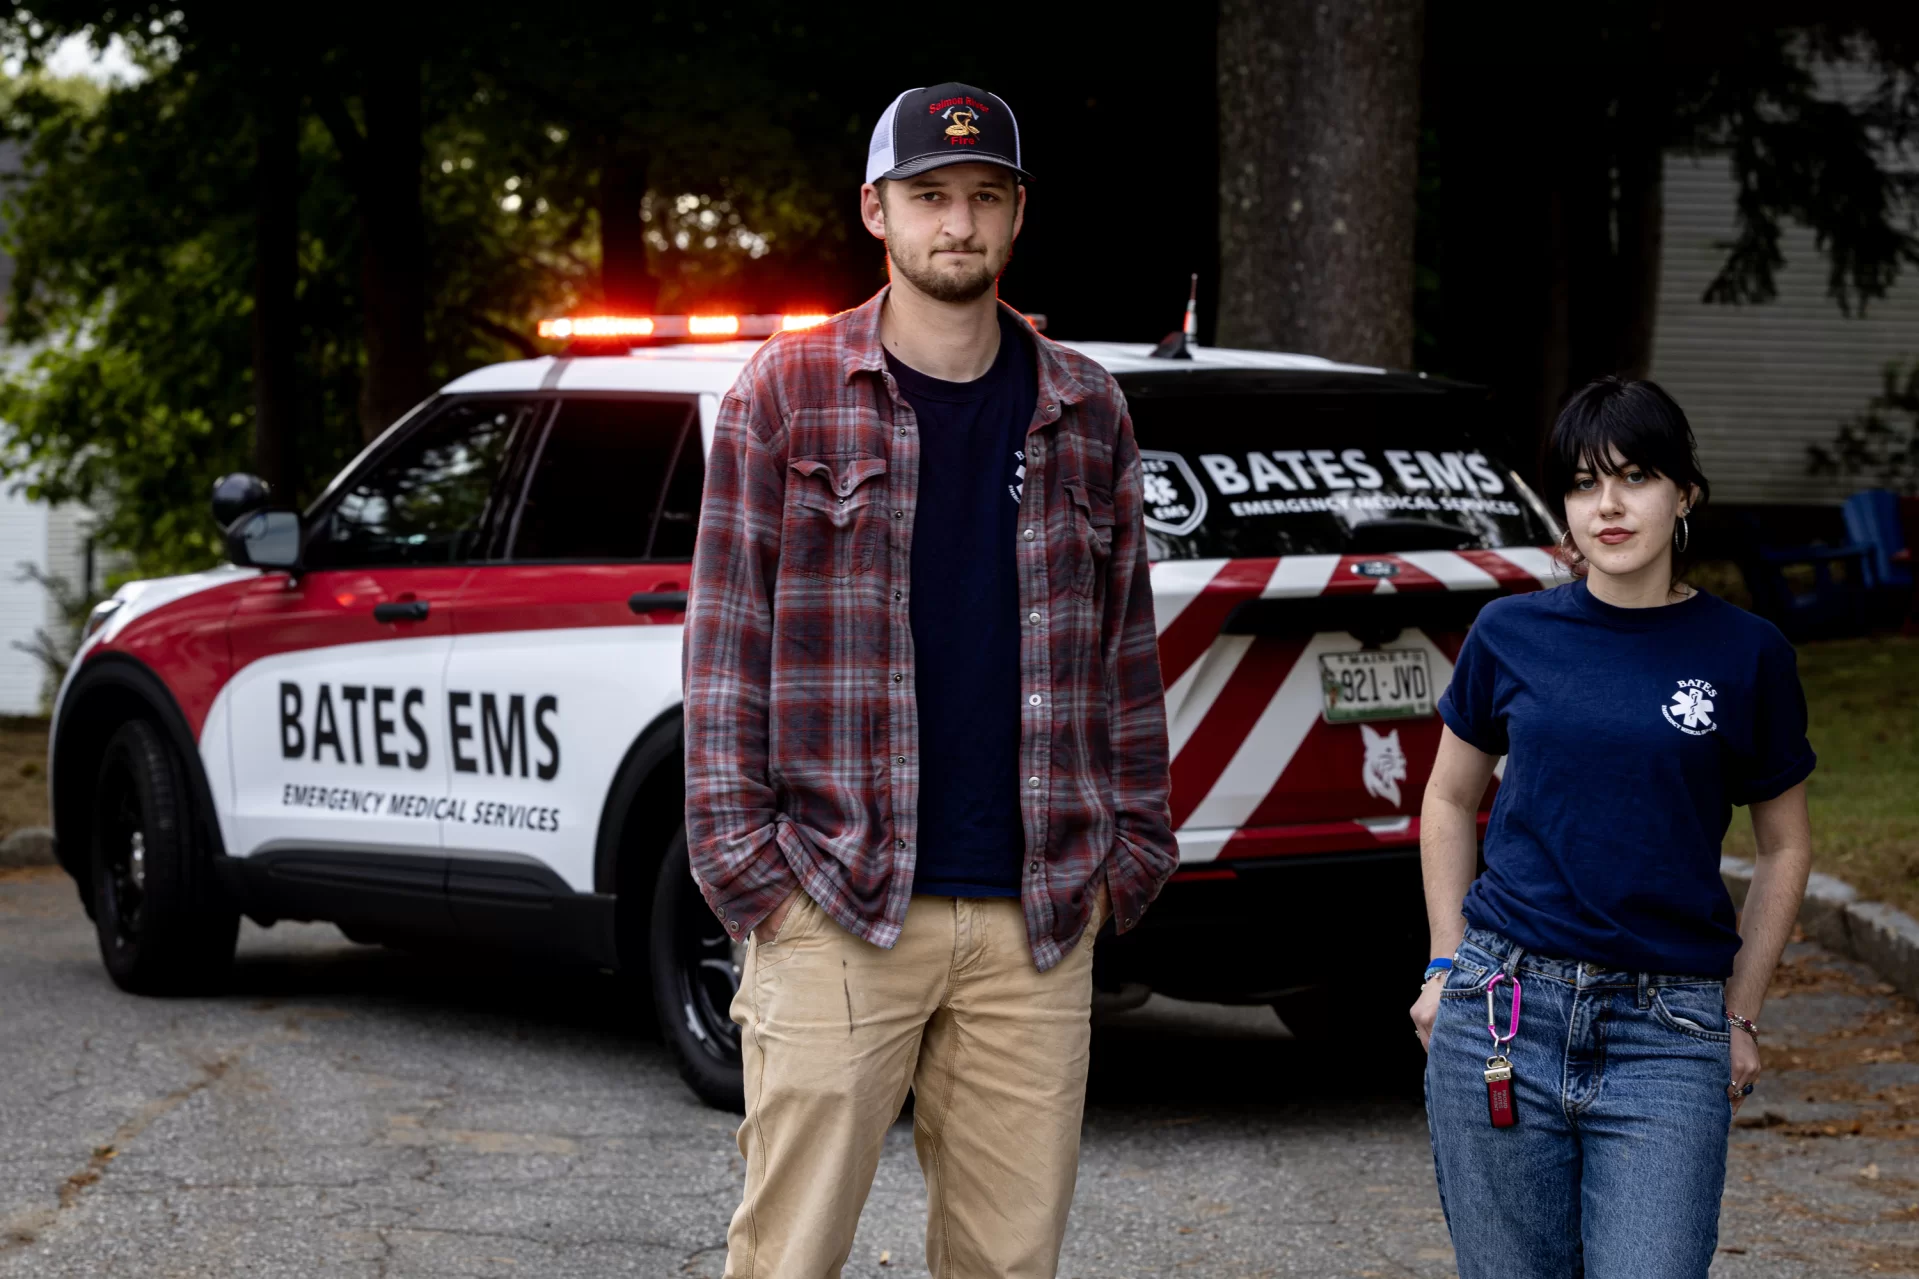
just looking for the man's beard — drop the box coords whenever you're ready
[886,236,1009,303]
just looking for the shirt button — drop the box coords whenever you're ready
[1044,403,1056,414]
[892,672,904,683]
[1028,693,1042,706]
[1023,528,1036,541]
[1029,861,1041,873]
[896,838,907,850]
[1027,775,1041,789]
[1031,442,1042,458]
[892,509,904,520]
[1028,611,1042,624]
[895,755,906,764]
[893,590,904,601]
[727,921,739,934]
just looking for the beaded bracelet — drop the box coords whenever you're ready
[1726,1013,1760,1039]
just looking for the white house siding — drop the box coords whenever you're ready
[1651,151,1919,506]
[44,503,91,629]
[0,484,50,714]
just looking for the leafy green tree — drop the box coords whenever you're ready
[0,0,891,580]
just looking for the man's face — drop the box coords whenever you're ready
[860,163,1025,304]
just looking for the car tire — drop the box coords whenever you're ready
[648,826,746,1112]
[90,718,239,995]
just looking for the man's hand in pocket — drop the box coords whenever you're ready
[753,890,800,944]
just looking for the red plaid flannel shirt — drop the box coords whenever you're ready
[682,289,1176,970]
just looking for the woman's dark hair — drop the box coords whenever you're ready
[1541,376,1711,581]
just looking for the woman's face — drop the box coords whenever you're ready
[1563,444,1695,581]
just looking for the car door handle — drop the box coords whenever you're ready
[373,600,431,623]
[628,591,688,614]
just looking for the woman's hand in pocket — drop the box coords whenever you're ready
[1410,976,1443,1052]
[1729,1029,1761,1116]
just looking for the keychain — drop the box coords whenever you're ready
[1484,972,1521,1129]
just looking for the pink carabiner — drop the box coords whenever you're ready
[1486,972,1522,1052]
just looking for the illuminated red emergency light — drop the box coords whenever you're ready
[537,313,833,341]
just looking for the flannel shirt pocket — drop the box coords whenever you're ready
[787,456,888,579]
[1063,479,1115,599]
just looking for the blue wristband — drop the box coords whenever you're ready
[1422,958,1453,984]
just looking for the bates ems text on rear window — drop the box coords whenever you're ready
[1120,386,1557,561]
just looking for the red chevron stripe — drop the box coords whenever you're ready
[1456,549,1544,593]
[1167,634,1309,830]
[1155,558,1278,688]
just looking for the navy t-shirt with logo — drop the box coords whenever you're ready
[886,311,1036,897]
[1438,578,1816,976]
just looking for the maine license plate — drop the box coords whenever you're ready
[1318,649,1434,724]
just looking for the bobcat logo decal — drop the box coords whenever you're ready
[1360,723,1409,808]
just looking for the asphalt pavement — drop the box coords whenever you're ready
[1,864,1914,1278]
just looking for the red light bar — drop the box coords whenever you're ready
[536,312,838,343]
[537,316,655,339]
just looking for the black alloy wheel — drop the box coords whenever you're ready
[90,719,239,994]
[648,826,746,1111]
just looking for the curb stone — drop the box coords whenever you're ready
[0,825,55,868]
[1722,855,1919,1003]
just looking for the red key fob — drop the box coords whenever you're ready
[1485,1056,1516,1128]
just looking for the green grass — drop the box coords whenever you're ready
[1721,635,1919,917]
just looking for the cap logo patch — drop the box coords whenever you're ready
[929,95,991,149]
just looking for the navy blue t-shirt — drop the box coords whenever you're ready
[1438,579,1816,976]
[886,311,1036,897]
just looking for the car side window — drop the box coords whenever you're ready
[305,398,537,570]
[507,396,701,562]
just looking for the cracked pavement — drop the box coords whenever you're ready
[1,865,1914,1277]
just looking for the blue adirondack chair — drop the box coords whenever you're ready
[1843,488,1916,630]
[1843,488,1913,591]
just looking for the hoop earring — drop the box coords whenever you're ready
[1674,515,1690,554]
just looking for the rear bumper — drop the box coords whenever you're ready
[1096,847,1427,1004]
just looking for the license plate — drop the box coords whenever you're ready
[1318,649,1434,723]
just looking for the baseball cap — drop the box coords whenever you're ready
[865,83,1031,186]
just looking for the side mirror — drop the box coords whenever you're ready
[227,509,302,570]
[211,473,272,529]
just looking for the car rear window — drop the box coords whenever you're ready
[1118,382,1557,560]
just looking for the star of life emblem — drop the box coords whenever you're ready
[1138,450,1208,537]
[1662,679,1719,736]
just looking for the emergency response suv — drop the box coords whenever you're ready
[47,309,1563,1108]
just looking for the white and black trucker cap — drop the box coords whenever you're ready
[866,83,1031,185]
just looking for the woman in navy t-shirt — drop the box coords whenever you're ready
[1410,378,1815,1279]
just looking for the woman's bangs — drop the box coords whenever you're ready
[1544,378,1696,499]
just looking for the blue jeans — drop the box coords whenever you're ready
[1425,927,1733,1279]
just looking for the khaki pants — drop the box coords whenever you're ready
[723,892,1098,1279]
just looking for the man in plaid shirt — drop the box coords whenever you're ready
[684,81,1176,1277]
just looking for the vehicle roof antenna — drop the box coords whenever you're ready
[1149,273,1198,360]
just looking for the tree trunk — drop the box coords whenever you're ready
[599,143,657,313]
[1217,0,1425,367]
[1612,72,1666,380]
[356,43,429,443]
[251,83,300,498]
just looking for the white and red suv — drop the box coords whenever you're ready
[47,314,1562,1107]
